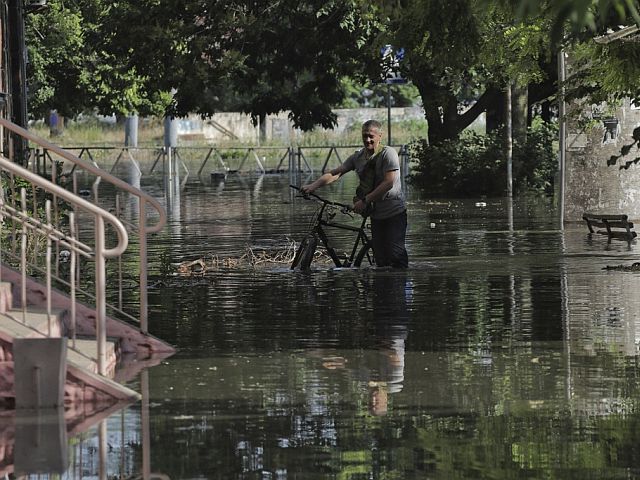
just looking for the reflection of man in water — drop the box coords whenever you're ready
[318,272,410,416]
[366,271,409,415]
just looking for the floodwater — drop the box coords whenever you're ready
[25,171,640,479]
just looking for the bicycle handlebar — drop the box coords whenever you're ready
[290,184,352,212]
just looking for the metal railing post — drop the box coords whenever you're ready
[20,188,27,323]
[45,200,52,336]
[139,197,148,334]
[69,211,77,348]
[95,216,107,376]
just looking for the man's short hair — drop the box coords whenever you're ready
[362,119,382,132]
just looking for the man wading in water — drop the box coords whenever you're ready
[301,119,408,268]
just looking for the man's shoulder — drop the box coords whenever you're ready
[380,146,399,167]
[345,148,366,167]
[382,145,399,158]
[347,147,366,160]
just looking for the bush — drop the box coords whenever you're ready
[512,121,558,195]
[409,121,558,197]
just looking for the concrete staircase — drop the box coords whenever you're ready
[0,266,174,410]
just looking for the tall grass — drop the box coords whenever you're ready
[30,117,165,147]
[30,116,428,148]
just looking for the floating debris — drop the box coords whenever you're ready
[174,238,332,275]
[603,262,640,271]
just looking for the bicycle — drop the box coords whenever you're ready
[290,184,375,270]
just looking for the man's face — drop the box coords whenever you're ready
[362,126,382,153]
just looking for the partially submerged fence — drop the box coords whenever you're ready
[30,144,411,180]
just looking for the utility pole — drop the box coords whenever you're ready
[506,83,513,197]
[387,84,392,145]
[558,49,566,229]
[7,0,29,164]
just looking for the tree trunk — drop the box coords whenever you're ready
[486,90,506,133]
[541,100,551,123]
[417,80,454,145]
[512,82,528,144]
[417,82,505,144]
[7,0,28,164]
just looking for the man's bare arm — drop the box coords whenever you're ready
[301,164,349,194]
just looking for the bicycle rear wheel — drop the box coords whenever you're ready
[354,242,374,267]
[291,234,318,270]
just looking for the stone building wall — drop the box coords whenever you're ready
[177,107,425,143]
[564,99,640,222]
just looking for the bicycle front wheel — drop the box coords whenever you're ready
[354,241,374,267]
[291,234,318,271]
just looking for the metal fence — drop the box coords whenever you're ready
[31,144,411,181]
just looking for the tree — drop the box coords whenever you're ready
[498,0,640,41]
[25,0,173,119]
[368,0,559,145]
[365,0,484,144]
[479,9,557,141]
[337,77,422,109]
[25,2,88,118]
[215,0,381,130]
[28,0,382,129]
[25,0,383,131]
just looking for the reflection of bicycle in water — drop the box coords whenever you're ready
[290,185,375,270]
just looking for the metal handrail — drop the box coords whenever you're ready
[0,118,167,332]
[0,155,127,375]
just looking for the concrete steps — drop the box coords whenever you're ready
[0,277,141,407]
[0,307,66,339]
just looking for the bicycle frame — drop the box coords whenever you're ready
[291,185,374,268]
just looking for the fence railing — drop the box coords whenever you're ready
[0,154,127,376]
[28,144,411,181]
[0,118,167,334]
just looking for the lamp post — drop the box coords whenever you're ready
[387,84,392,145]
[380,45,406,147]
[558,49,566,229]
[506,83,513,198]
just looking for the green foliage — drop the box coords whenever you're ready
[409,130,507,196]
[337,77,422,108]
[25,0,172,119]
[224,0,382,130]
[25,0,383,130]
[409,120,558,197]
[607,125,640,170]
[23,0,640,142]
[514,120,559,193]
[480,11,554,87]
[496,0,640,42]
[568,38,640,109]
[25,2,87,118]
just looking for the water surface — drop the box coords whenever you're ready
[39,173,640,478]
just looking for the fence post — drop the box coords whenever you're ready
[125,114,139,148]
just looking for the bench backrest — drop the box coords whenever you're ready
[583,212,636,239]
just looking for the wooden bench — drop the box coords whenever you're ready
[582,212,637,240]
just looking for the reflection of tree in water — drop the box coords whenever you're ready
[146,263,594,479]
